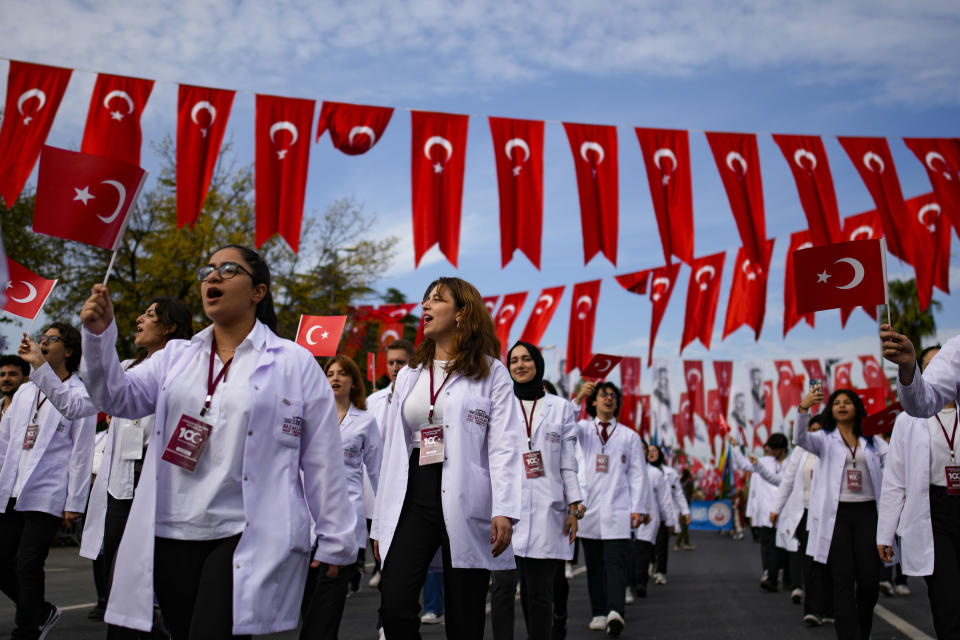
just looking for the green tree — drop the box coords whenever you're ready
[886,278,941,354]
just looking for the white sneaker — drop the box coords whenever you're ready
[38,604,62,640]
[879,580,894,596]
[605,610,624,636]
[791,587,803,603]
[895,584,911,596]
[588,615,607,630]
[420,612,444,624]
[565,562,574,579]
[653,572,667,585]
[368,572,381,588]
[378,628,386,640]
[624,587,634,604]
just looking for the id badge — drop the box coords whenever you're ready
[161,415,212,472]
[523,450,545,478]
[845,468,863,492]
[419,424,444,466]
[596,453,610,473]
[945,466,960,495]
[118,423,144,461]
[22,425,39,450]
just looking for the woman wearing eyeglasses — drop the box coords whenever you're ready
[79,244,356,640]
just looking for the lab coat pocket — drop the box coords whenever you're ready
[288,483,312,553]
[275,397,305,449]
[467,462,493,520]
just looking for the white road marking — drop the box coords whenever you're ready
[875,604,934,640]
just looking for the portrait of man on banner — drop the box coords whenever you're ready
[651,358,674,447]
[748,361,765,427]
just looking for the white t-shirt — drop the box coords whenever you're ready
[402,360,448,449]
[838,442,875,503]
[928,405,959,487]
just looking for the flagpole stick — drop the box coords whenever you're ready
[880,238,891,327]
[102,249,119,286]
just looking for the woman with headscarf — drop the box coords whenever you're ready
[490,342,582,640]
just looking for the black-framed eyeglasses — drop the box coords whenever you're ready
[196,262,253,282]
[597,390,618,399]
[35,335,63,345]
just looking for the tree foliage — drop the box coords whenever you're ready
[886,278,941,354]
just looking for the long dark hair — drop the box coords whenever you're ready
[131,298,195,367]
[817,388,875,449]
[324,355,367,411]
[216,244,278,333]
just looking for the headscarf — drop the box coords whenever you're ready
[508,341,545,401]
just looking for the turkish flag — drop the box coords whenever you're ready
[838,136,913,260]
[783,230,816,337]
[412,110,469,268]
[255,94,314,252]
[635,127,694,265]
[723,239,774,341]
[639,395,651,439]
[376,322,406,378]
[705,132,767,264]
[620,394,639,431]
[838,210,884,326]
[683,360,706,420]
[34,146,147,251]
[519,285,564,346]
[773,134,842,246]
[859,355,894,402]
[793,239,886,315]
[81,73,154,166]
[856,387,886,416]
[176,85,235,229]
[773,360,803,418]
[706,389,722,456]
[678,392,694,447]
[862,402,901,437]
[581,353,621,381]
[0,61,72,208]
[905,193,951,311]
[566,279,601,373]
[680,251,725,353]
[563,122,618,265]
[295,315,347,357]
[648,263,682,363]
[713,361,733,415]
[833,362,853,389]
[494,291,528,357]
[367,353,376,383]
[316,101,393,154]
[482,295,500,317]
[490,116,544,268]
[620,357,641,396]
[376,303,418,323]
[614,270,650,295]
[3,259,56,320]
[903,138,960,237]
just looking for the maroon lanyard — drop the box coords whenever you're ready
[31,390,48,423]
[520,398,538,448]
[201,337,233,417]
[843,438,859,469]
[935,407,959,463]
[427,363,451,424]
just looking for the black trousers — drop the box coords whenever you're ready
[796,510,833,618]
[925,485,960,638]
[759,526,789,586]
[490,568,517,640]
[518,557,560,640]
[653,524,669,574]
[552,564,568,619]
[0,498,62,640]
[104,495,143,639]
[580,538,629,617]
[827,501,881,640]
[299,560,355,639]
[379,451,490,640]
[630,539,655,592]
[153,534,248,640]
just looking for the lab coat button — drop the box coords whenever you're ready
[248,431,253,436]
[243,475,249,481]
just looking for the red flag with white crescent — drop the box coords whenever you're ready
[316,101,393,155]
[680,251,726,353]
[639,395,651,439]
[2,259,56,321]
[635,127,694,265]
[376,321,405,378]
[833,362,853,390]
[620,394,639,431]
[856,387,886,415]
[376,303,418,323]
[295,315,347,357]
[412,110,469,268]
[706,389,722,456]
[905,193,950,311]
[784,230,816,337]
[490,116,544,268]
[580,353,621,381]
[793,240,886,315]
[176,84,235,229]
[773,360,803,418]
[563,122,618,266]
[566,279,601,373]
[903,138,960,237]
[614,270,651,295]
[773,134,842,246]
[0,61,72,208]
[862,402,901,437]
[678,392,694,447]
[838,210,883,326]
[620,357,641,396]
[858,355,894,402]
[519,285,564,346]
[723,239,774,341]
[683,360,706,420]
[494,291,528,357]
[33,146,147,251]
[713,361,733,415]
[482,295,500,317]
[255,94,314,252]
[648,263,682,363]
[705,132,767,265]
[81,73,154,166]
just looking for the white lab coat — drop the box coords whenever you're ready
[732,449,785,528]
[876,411,936,576]
[575,419,651,540]
[80,320,356,635]
[362,386,391,517]
[371,358,524,571]
[0,369,96,517]
[635,465,678,543]
[898,336,960,419]
[794,411,886,563]
[662,466,691,518]
[339,405,382,552]
[512,394,582,560]
[770,447,815,552]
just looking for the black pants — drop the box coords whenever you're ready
[379,451,490,640]
[552,564,568,618]
[580,538,629,617]
[518,557,560,640]
[797,511,833,618]
[153,534,248,640]
[490,568,517,640]
[299,560,355,639]
[759,526,788,586]
[653,524,669,574]
[629,539,655,593]
[104,495,144,639]
[827,501,881,640]
[925,485,960,638]
[0,499,62,640]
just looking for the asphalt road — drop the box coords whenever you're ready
[0,532,937,639]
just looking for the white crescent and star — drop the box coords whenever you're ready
[651,277,670,301]
[424,136,453,173]
[104,89,134,121]
[778,364,794,379]
[925,151,952,180]
[725,151,747,176]
[793,148,817,171]
[579,141,605,165]
[535,294,554,314]
[821,257,865,290]
[595,358,612,373]
[576,295,593,320]
[918,202,941,233]
[97,180,127,224]
[6,280,37,304]
[497,304,517,324]
[848,225,876,241]
[864,359,881,376]
[348,125,377,148]
[741,259,758,281]
[305,325,329,345]
[694,265,716,291]
[16,88,46,124]
[269,121,299,159]
[687,369,702,385]
[191,100,217,137]
[380,329,400,344]
[863,151,885,174]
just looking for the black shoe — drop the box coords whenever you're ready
[760,580,778,593]
[636,585,647,598]
[552,614,567,640]
[88,603,106,620]
[38,602,61,640]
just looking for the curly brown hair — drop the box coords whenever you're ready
[324,355,367,411]
[410,277,500,380]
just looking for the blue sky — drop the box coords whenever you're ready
[2,0,960,421]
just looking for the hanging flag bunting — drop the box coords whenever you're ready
[614,270,651,295]
[411,110,469,267]
[176,84,235,229]
[773,360,804,418]
[0,61,72,208]
[563,122,618,265]
[295,314,347,357]
[2,258,57,321]
[489,116,545,269]
[565,279,601,373]
[620,357,641,397]
[903,138,960,237]
[680,251,726,353]
[793,239,886,315]
[482,295,500,317]
[905,193,950,311]
[648,263,682,363]
[773,134,842,246]
[683,360,706,420]
[723,239,774,341]
[639,395,651,440]
[494,291,528,357]
[783,230,816,337]
[620,394,639,431]
[859,354,888,391]
[705,132,767,265]
[81,73,154,166]
[315,101,393,155]
[375,321,406,378]
[833,362,853,389]
[375,302,419,323]
[838,210,883,326]
[519,285,564,346]
[254,94,315,252]
[838,137,913,262]
[678,392,694,448]
[713,361,733,415]
[706,389,722,457]
[635,127,694,265]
